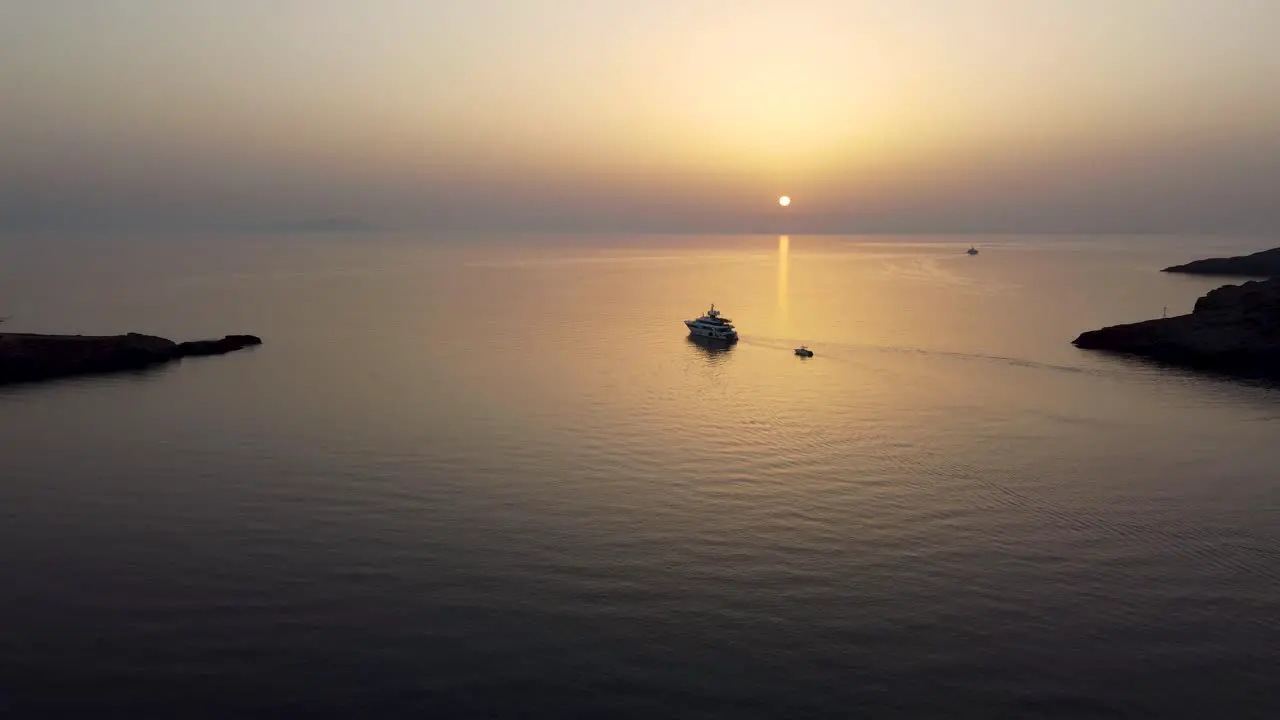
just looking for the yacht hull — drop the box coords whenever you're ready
[685,323,738,342]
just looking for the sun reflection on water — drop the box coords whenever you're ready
[778,235,790,313]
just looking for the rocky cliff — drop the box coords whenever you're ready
[0,333,261,385]
[1073,279,1280,377]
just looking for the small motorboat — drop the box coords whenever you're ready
[966,245,979,255]
[794,345,814,357]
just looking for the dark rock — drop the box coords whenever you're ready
[1162,247,1280,277]
[175,334,263,357]
[1073,278,1280,378]
[0,332,261,386]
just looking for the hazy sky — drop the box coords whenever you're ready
[3,0,1279,233]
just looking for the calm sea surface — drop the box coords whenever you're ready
[1,233,1278,717]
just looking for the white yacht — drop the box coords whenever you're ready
[685,304,739,342]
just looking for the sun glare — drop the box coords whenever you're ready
[778,195,791,207]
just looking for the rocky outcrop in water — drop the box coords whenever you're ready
[1073,278,1280,377]
[1162,247,1280,277]
[175,335,263,357]
[0,332,261,385]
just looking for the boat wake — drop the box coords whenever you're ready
[741,336,1093,376]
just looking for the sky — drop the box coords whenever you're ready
[3,0,1279,234]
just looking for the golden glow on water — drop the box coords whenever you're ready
[2,234,1279,716]
[777,235,790,314]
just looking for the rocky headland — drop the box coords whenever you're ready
[0,332,261,385]
[1073,278,1280,378]
[1162,247,1280,277]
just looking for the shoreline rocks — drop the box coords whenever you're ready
[1073,279,1280,378]
[1162,247,1280,277]
[0,332,261,386]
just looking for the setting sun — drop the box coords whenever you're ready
[778,196,791,207]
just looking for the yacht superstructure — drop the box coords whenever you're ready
[685,304,738,342]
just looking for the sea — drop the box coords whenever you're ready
[0,233,1277,718]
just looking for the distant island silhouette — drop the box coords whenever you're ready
[1162,247,1280,277]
